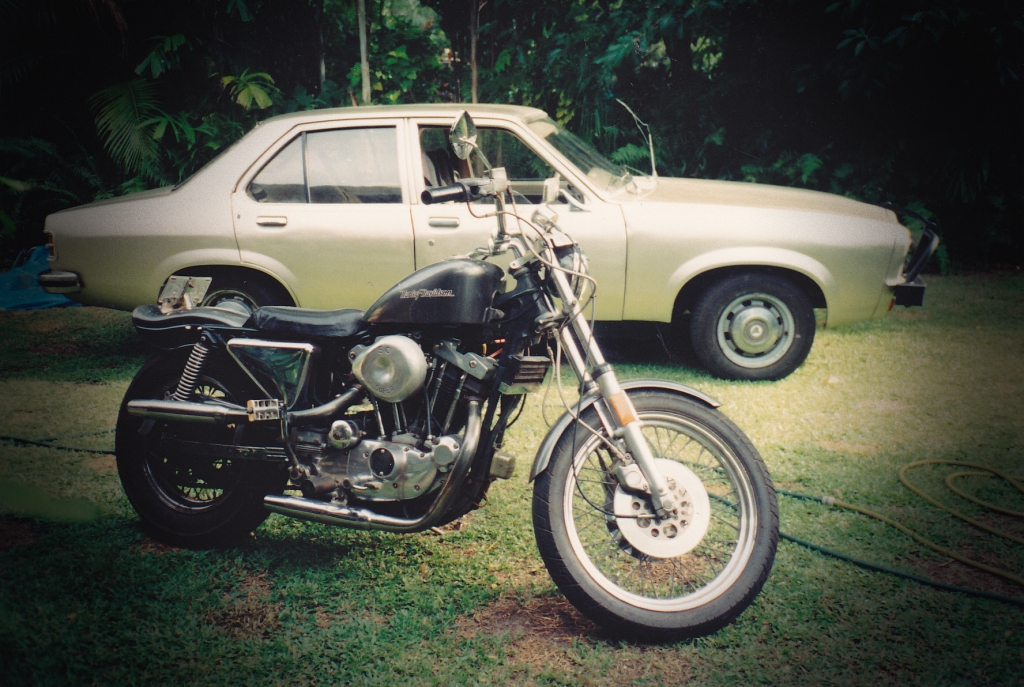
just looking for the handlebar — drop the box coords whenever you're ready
[421,182,479,205]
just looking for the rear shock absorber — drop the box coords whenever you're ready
[171,337,211,401]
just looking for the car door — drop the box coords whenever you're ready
[408,118,629,321]
[231,119,414,310]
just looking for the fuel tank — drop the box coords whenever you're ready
[364,259,505,325]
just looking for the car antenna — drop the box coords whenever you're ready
[615,99,658,178]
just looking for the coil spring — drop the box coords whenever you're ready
[171,340,211,401]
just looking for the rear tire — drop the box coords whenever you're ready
[532,391,778,640]
[116,353,286,548]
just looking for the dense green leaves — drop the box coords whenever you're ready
[88,79,162,175]
[0,0,1021,269]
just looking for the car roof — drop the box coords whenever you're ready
[257,103,549,128]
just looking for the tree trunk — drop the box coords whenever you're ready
[313,0,325,93]
[358,0,371,105]
[469,0,478,104]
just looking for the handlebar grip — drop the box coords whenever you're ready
[421,183,475,205]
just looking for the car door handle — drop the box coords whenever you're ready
[256,216,288,226]
[428,217,460,228]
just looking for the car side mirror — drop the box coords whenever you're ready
[449,111,478,161]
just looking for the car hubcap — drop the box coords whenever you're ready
[203,291,257,317]
[717,292,795,368]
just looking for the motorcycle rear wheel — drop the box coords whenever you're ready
[116,353,286,548]
[532,390,778,640]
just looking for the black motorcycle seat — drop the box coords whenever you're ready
[133,304,251,331]
[247,306,366,339]
[132,304,252,349]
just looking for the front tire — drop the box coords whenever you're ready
[116,353,286,548]
[690,273,815,381]
[532,391,778,640]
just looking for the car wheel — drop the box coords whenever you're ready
[690,273,815,381]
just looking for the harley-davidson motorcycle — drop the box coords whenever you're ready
[116,112,778,639]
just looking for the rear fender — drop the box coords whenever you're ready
[527,379,721,482]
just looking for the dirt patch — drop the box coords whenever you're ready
[906,553,1024,603]
[205,573,281,640]
[87,455,117,473]
[9,411,40,424]
[29,343,82,356]
[457,595,691,685]
[432,512,473,534]
[861,399,915,412]
[817,440,879,455]
[0,518,37,551]
[24,319,66,334]
[134,537,181,556]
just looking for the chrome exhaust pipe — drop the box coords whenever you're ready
[126,399,249,424]
[264,399,483,533]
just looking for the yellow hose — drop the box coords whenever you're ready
[825,460,1024,587]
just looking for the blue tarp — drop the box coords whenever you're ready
[0,246,79,310]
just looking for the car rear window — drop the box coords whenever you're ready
[249,127,402,204]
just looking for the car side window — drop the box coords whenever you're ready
[418,125,578,204]
[248,136,305,203]
[249,126,402,204]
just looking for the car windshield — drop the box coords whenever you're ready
[527,117,635,195]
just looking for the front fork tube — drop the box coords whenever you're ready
[549,270,676,517]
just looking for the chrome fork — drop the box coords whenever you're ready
[548,267,676,517]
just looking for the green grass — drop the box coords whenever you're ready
[1,276,1023,686]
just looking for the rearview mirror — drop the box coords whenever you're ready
[542,176,561,205]
[449,111,477,161]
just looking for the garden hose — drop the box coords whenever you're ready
[3,432,1023,607]
[779,459,1024,607]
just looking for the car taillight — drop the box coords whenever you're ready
[44,231,56,260]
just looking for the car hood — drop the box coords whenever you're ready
[630,177,892,223]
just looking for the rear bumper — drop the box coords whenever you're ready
[38,269,82,294]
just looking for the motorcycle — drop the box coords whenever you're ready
[116,111,779,639]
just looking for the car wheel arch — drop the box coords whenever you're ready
[672,266,828,325]
[167,265,296,309]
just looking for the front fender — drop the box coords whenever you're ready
[527,379,721,482]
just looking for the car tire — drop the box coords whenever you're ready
[690,273,815,381]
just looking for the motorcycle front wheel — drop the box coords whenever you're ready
[532,390,778,640]
[116,353,286,548]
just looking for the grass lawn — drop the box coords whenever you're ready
[1,274,1022,686]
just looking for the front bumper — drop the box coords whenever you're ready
[38,269,82,294]
[894,276,926,307]
[880,202,940,308]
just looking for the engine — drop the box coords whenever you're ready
[291,335,492,504]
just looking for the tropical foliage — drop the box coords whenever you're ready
[1,0,1021,269]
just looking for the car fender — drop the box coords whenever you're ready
[527,379,721,482]
[153,250,299,304]
[665,246,837,321]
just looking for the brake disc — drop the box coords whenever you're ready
[613,458,711,558]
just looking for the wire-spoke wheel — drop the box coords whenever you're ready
[533,390,778,640]
[116,353,285,548]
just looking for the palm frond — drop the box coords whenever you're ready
[88,79,161,173]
